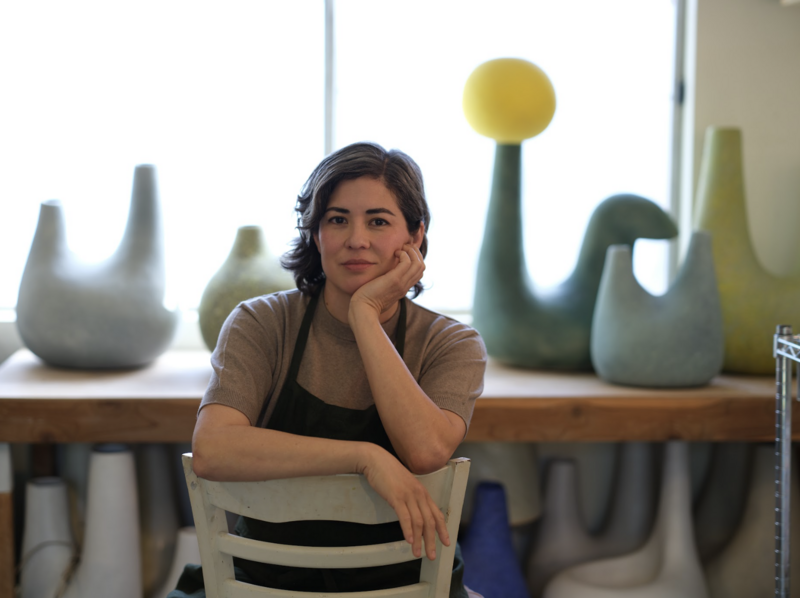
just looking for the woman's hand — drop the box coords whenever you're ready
[348,243,425,322]
[357,443,449,561]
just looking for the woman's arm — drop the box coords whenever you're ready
[348,244,469,475]
[192,403,450,560]
[192,404,366,482]
[349,307,466,474]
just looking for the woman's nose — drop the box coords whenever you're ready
[346,223,370,248]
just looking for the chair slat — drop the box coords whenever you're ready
[218,531,421,568]
[223,578,430,598]
[203,467,451,524]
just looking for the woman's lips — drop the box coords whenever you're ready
[342,260,374,271]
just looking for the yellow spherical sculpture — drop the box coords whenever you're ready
[463,58,556,143]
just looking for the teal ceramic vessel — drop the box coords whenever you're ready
[472,144,678,370]
[590,231,724,387]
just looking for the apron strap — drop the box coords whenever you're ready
[286,291,320,384]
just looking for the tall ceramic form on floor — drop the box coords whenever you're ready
[57,443,92,545]
[527,443,656,597]
[538,442,619,533]
[198,225,294,352]
[543,442,708,598]
[705,444,800,597]
[692,442,752,563]
[17,164,178,368]
[153,527,201,598]
[63,444,142,598]
[457,441,540,527]
[463,58,678,370]
[694,127,800,374]
[20,478,76,598]
[590,231,724,387]
[137,444,180,597]
[0,444,12,598]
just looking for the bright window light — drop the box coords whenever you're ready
[335,0,677,311]
[0,0,676,316]
[0,1,324,310]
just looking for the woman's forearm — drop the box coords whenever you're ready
[348,306,465,474]
[191,404,374,482]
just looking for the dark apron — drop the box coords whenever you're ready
[169,292,467,597]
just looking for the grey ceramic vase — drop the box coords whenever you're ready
[692,442,752,563]
[198,225,294,352]
[538,442,619,533]
[705,444,800,598]
[16,165,178,368]
[527,443,656,597]
[136,444,179,598]
[590,231,724,388]
[473,144,678,370]
[457,441,541,527]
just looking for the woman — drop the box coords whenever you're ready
[173,142,487,597]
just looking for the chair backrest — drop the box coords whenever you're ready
[182,454,470,598]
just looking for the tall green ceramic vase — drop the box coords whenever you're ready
[198,226,294,352]
[694,127,800,374]
[472,145,678,370]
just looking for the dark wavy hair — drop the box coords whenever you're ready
[281,142,431,298]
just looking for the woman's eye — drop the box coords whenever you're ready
[372,218,389,226]
[329,216,346,224]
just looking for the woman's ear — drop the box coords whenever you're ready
[410,222,425,249]
[312,231,320,252]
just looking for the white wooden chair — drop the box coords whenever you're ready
[182,454,470,598]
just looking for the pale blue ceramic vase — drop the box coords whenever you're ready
[590,231,724,387]
[16,165,178,368]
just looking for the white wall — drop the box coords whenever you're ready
[680,0,800,274]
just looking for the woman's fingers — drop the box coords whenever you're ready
[420,500,438,560]
[393,501,414,546]
[408,499,425,558]
[396,245,425,286]
[362,451,447,562]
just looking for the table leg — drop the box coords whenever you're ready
[0,443,14,598]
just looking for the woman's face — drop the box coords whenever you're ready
[313,176,423,301]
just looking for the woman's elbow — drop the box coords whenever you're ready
[406,445,451,475]
[191,432,223,480]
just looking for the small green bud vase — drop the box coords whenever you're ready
[198,226,294,351]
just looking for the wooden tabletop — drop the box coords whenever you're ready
[0,349,792,443]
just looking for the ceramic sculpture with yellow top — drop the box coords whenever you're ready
[694,127,800,374]
[464,58,677,370]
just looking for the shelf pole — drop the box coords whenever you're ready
[775,324,794,598]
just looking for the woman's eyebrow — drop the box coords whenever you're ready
[323,207,397,216]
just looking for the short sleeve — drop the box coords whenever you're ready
[200,298,286,425]
[418,319,487,432]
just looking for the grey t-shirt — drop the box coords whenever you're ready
[201,289,487,430]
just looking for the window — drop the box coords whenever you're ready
[0,0,677,316]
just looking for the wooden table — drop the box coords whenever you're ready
[0,348,793,596]
[0,348,792,444]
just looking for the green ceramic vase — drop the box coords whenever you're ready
[694,127,800,374]
[198,226,294,351]
[472,144,678,370]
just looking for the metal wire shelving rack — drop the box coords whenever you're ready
[774,325,800,597]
